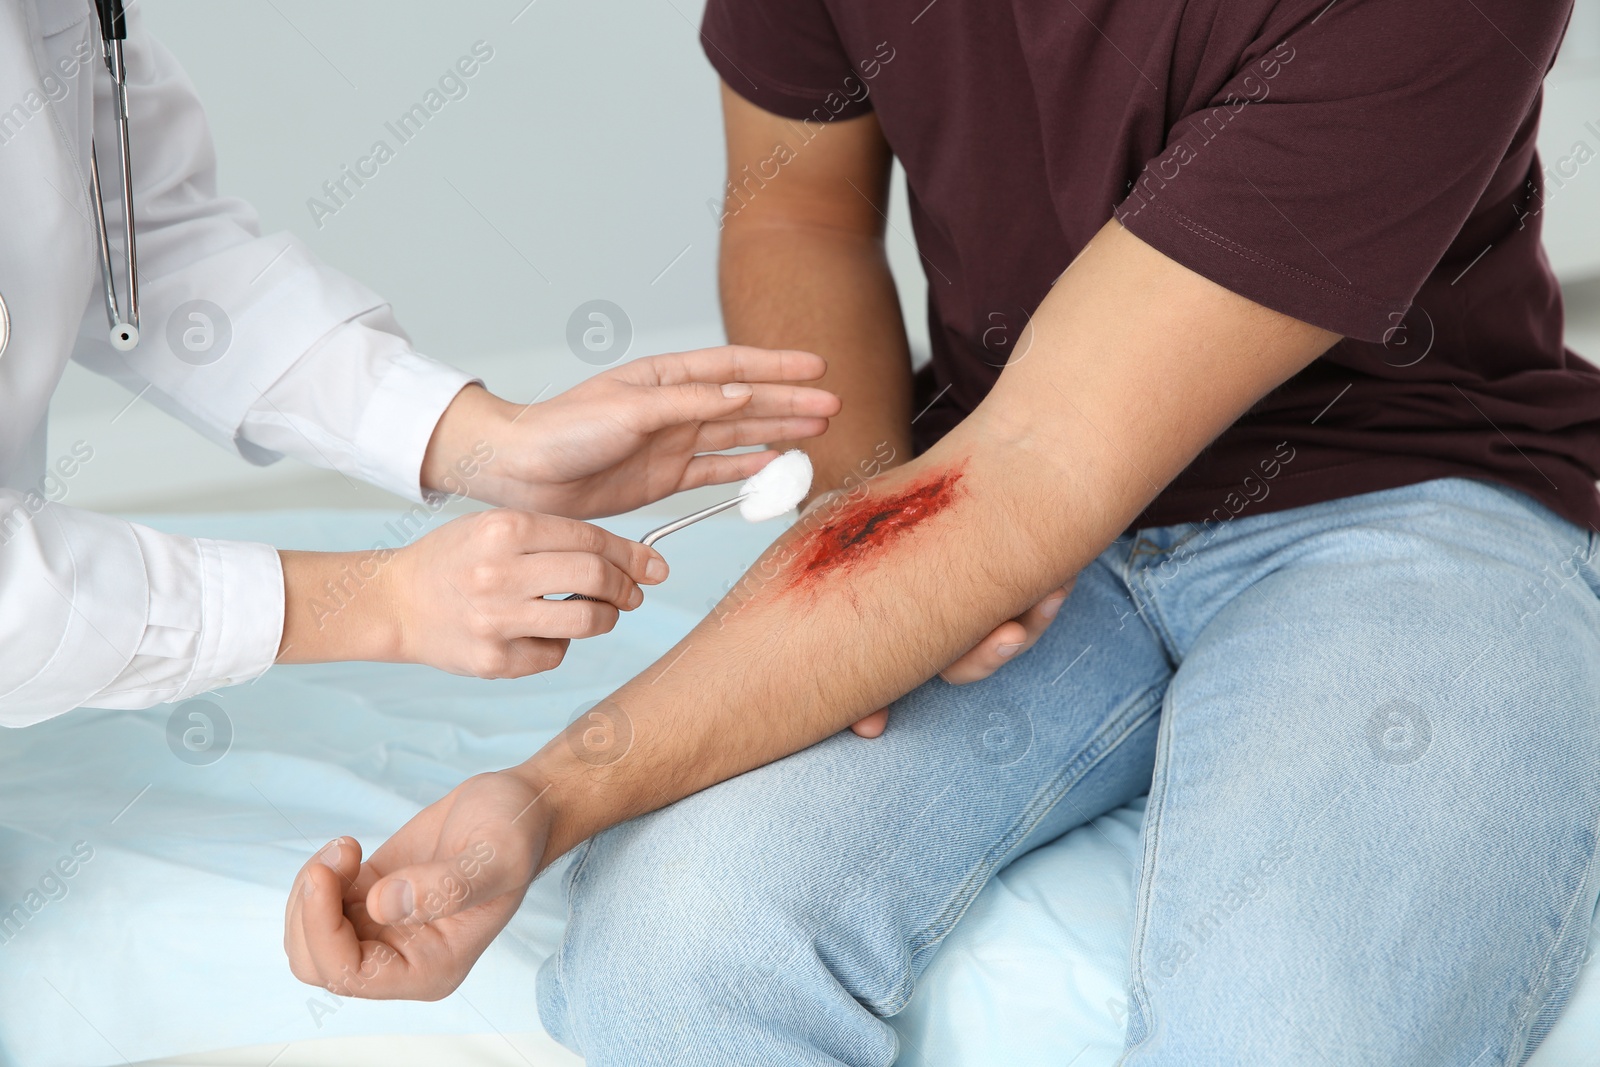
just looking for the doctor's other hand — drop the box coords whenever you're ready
[277,509,665,679]
[286,768,554,1001]
[849,583,1074,738]
[421,347,841,520]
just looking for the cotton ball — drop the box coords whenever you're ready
[738,450,814,522]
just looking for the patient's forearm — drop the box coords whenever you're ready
[518,221,1337,868]
[519,418,1084,862]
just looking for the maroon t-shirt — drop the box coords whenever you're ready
[702,0,1600,530]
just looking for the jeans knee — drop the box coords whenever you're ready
[537,817,906,1065]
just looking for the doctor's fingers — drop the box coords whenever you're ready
[676,449,779,493]
[454,559,642,647]
[457,637,569,680]
[703,382,842,421]
[521,599,623,641]
[692,415,832,453]
[466,590,623,645]
[471,511,666,588]
[627,382,838,437]
[516,551,646,613]
[626,346,827,387]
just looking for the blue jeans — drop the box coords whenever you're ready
[537,478,1600,1066]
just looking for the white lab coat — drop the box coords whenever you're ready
[0,0,472,724]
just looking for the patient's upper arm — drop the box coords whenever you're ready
[719,81,893,238]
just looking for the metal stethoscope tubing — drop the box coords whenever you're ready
[0,2,137,363]
[91,0,139,351]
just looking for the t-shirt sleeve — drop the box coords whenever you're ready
[1114,0,1571,343]
[701,0,875,122]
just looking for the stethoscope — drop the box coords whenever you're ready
[0,0,138,363]
[90,0,140,351]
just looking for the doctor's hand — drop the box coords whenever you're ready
[848,583,1074,738]
[277,509,664,678]
[286,768,554,1001]
[421,347,841,520]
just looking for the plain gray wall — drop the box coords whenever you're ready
[159,0,748,358]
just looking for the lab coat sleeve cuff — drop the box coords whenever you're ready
[353,350,476,502]
[185,536,285,696]
[0,504,284,722]
[89,527,284,708]
[0,504,150,724]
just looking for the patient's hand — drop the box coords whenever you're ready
[850,584,1072,738]
[422,347,841,520]
[285,769,551,1001]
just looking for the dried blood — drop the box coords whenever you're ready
[784,466,965,589]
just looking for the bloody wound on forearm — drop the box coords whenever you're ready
[783,465,966,589]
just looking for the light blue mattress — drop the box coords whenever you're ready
[1,508,1596,1066]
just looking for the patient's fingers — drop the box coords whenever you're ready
[300,857,367,993]
[850,708,890,738]
[844,586,1072,735]
[323,835,364,893]
[940,618,1029,686]
[939,586,1071,686]
[289,844,364,991]
[297,841,455,1000]
[286,838,361,983]
[285,876,313,983]
[365,841,532,927]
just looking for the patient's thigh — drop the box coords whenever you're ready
[1123,484,1600,1067]
[554,546,1170,1010]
